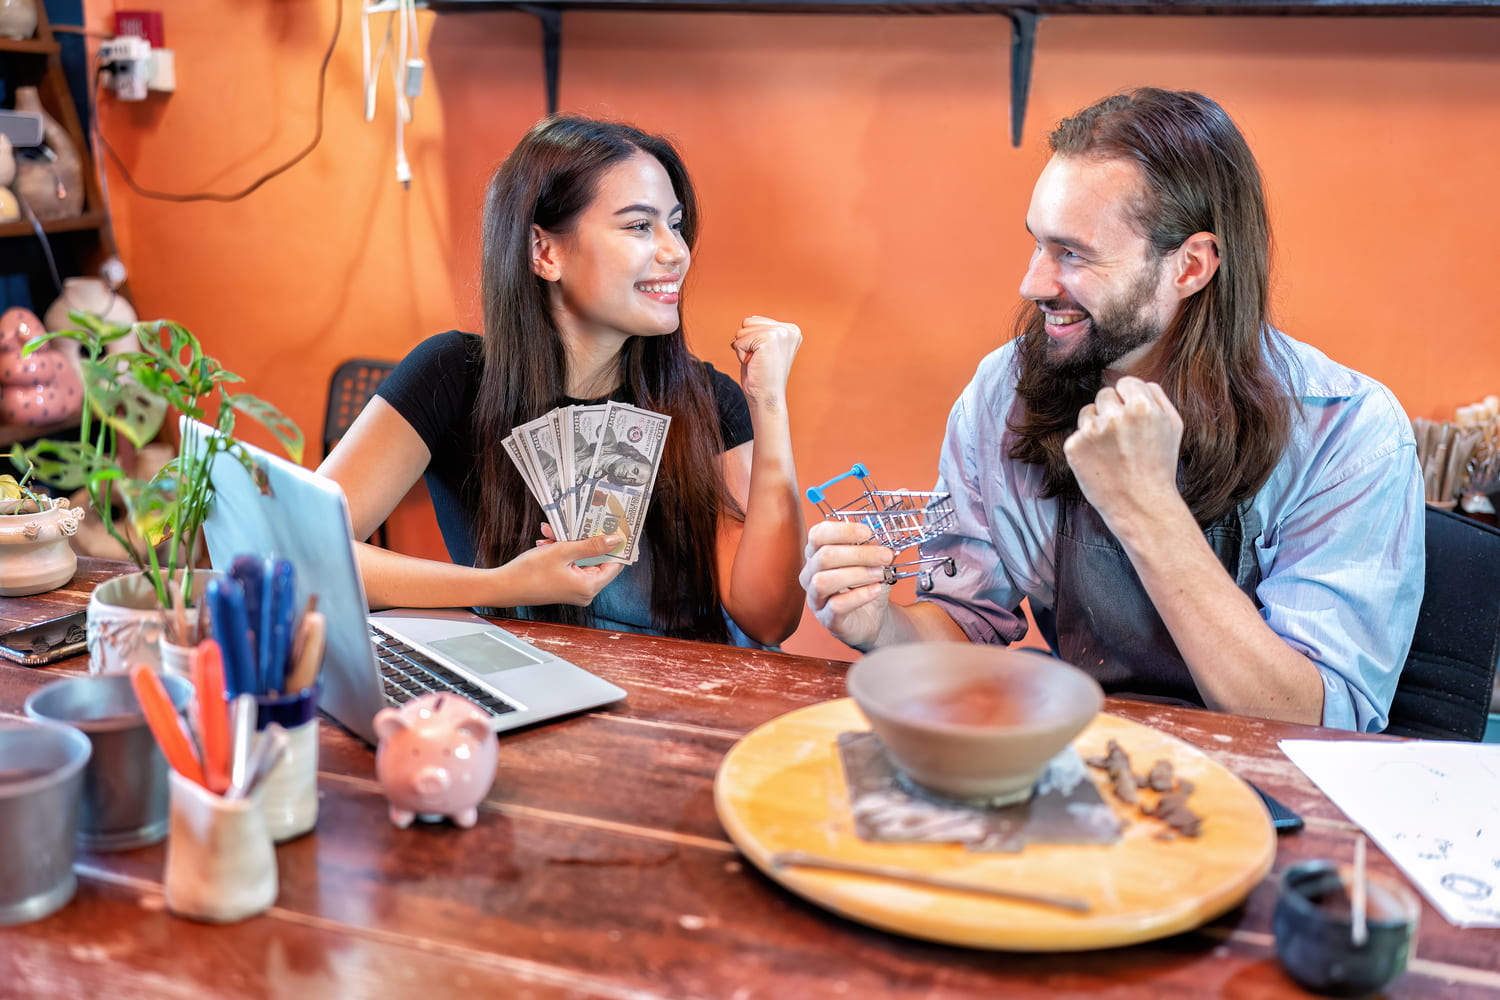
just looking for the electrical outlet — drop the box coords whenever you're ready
[100,35,152,101]
[148,49,176,93]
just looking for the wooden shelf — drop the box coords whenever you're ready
[429,0,1500,12]
[0,37,59,55]
[428,0,1500,147]
[0,212,110,241]
[1,4,120,311]
[0,417,81,450]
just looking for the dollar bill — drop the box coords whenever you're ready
[575,402,670,565]
[518,414,569,540]
[566,404,607,530]
[501,434,545,509]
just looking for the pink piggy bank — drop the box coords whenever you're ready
[373,693,499,829]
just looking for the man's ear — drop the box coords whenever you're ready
[531,224,561,281]
[1171,232,1220,299]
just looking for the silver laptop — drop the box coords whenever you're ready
[184,417,626,745]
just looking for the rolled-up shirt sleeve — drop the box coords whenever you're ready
[918,349,1051,646]
[1252,383,1425,733]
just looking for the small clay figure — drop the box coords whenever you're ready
[1142,778,1203,837]
[1142,759,1176,792]
[1085,739,1138,805]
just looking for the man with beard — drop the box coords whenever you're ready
[801,89,1423,732]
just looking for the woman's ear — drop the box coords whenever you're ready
[1172,232,1221,299]
[531,224,561,281]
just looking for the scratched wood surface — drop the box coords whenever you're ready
[0,559,1497,999]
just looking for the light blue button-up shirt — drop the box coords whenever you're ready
[918,330,1425,732]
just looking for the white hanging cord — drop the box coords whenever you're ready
[362,0,425,187]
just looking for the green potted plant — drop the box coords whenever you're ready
[0,454,87,597]
[10,314,302,673]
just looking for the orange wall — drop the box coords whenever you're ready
[87,2,1500,661]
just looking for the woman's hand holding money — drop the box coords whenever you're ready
[505,528,626,606]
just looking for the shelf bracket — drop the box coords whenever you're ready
[506,4,1030,135]
[517,5,563,114]
[1006,9,1038,148]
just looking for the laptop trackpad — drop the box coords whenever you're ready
[427,630,545,676]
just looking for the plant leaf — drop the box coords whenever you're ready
[227,393,305,464]
[81,359,170,448]
[9,440,109,491]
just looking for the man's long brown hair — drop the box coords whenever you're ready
[1009,89,1294,525]
[471,116,733,642]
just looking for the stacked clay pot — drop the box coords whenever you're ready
[0,307,83,428]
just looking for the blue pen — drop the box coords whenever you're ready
[228,554,264,684]
[261,558,297,693]
[207,577,258,697]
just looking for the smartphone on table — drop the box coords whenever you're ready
[0,610,89,667]
[1253,783,1305,834]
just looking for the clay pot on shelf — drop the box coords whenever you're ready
[0,135,20,224]
[0,0,38,40]
[0,496,85,597]
[11,86,83,222]
[44,278,139,364]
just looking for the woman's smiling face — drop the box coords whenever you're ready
[536,153,690,348]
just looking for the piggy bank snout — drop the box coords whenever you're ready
[413,766,451,797]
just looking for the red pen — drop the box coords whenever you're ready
[130,664,207,790]
[191,641,233,794]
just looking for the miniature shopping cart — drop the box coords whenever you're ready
[806,463,958,592]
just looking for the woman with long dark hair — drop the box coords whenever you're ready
[321,116,806,646]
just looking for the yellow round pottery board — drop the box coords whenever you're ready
[714,699,1276,951]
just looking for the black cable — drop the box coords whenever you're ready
[17,195,66,297]
[92,0,342,203]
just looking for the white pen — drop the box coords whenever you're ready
[229,693,258,793]
[227,722,289,801]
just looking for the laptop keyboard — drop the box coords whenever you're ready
[369,624,518,718]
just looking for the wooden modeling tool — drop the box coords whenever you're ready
[284,611,326,694]
[1352,836,1369,947]
[769,851,1093,914]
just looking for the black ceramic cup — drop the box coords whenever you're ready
[1273,859,1420,997]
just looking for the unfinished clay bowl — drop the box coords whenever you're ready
[847,643,1104,805]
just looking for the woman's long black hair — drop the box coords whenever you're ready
[471,116,733,642]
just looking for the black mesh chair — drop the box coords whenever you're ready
[322,358,396,548]
[1384,505,1500,740]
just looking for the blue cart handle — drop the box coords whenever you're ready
[806,463,870,505]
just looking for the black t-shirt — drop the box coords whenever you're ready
[376,330,754,568]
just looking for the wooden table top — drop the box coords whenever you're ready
[2,559,1497,998]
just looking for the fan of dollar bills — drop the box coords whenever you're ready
[503,402,671,565]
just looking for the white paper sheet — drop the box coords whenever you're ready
[1279,739,1500,928]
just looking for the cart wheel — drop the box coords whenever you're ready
[881,566,898,586]
[943,558,956,578]
[918,571,936,593]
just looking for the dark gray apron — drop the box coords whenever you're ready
[1033,496,1263,707]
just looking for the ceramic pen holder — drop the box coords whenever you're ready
[1273,859,1420,997]
[255,683,320,843]
[163,769,278,923]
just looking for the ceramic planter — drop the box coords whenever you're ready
[0,497,84,597]
[85,569,218,675]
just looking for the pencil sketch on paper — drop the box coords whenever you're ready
[1279,738,1500,929]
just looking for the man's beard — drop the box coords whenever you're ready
[1029,263,1165,379]
[1009,263,1172,502]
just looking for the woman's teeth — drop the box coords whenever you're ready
[637,281,680,294]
